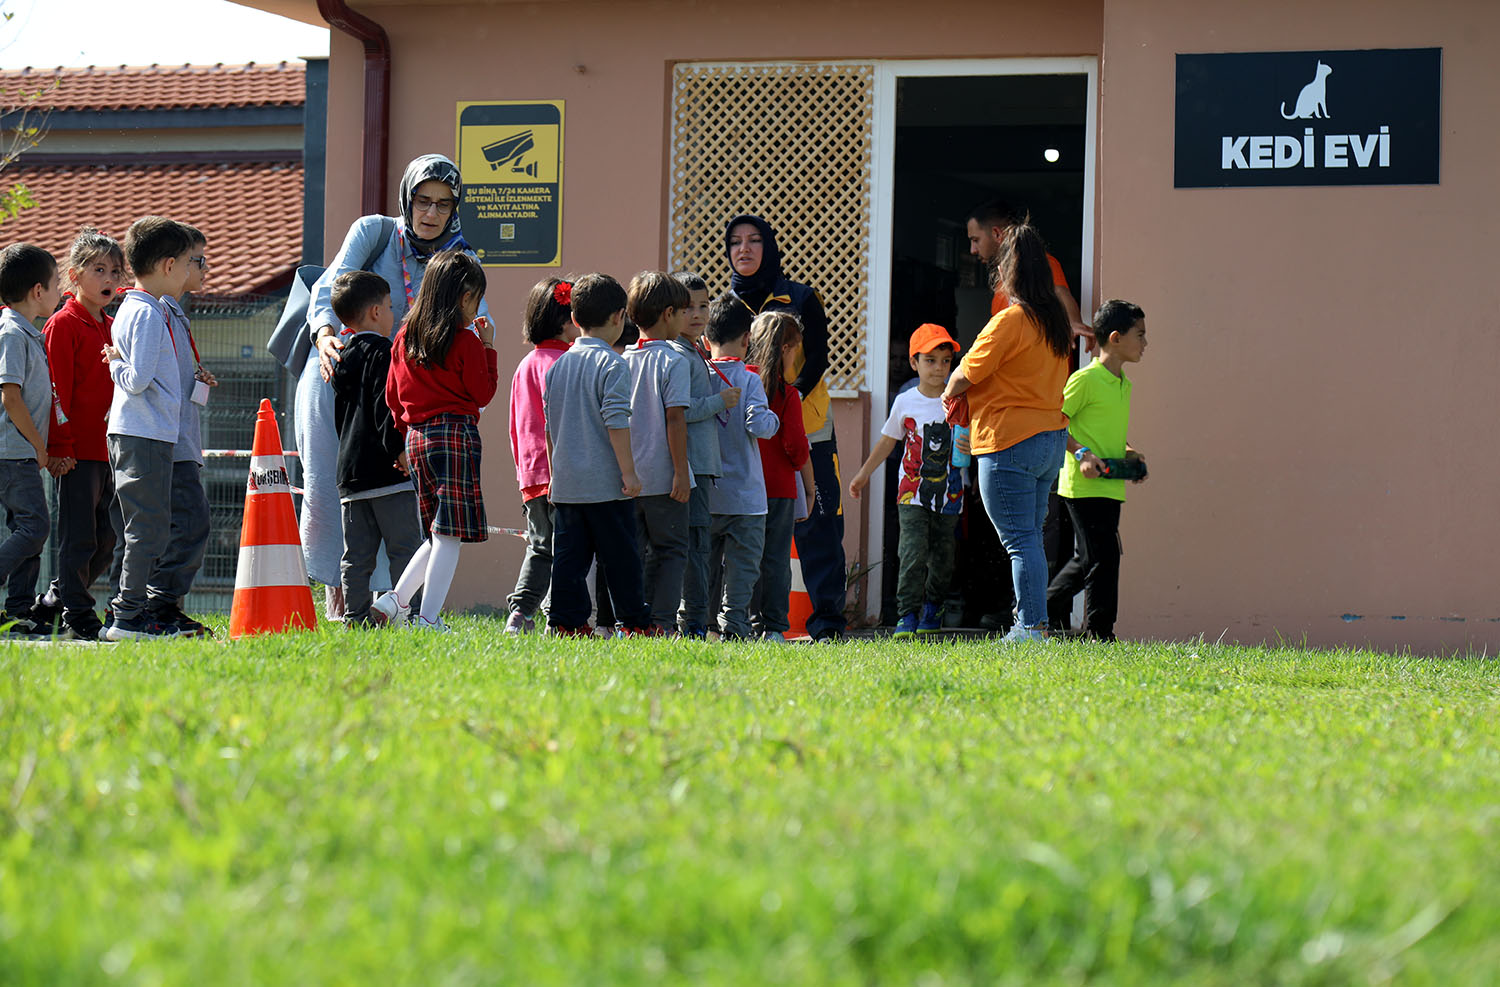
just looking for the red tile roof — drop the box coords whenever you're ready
[1,62,305,112]
[4,161,304,295]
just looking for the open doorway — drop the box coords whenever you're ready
[868,64,1093,624]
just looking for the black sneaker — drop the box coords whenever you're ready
[62,611,105,642]
[151,603,212,639]
[1,609,48,637]
[103,614,180,642]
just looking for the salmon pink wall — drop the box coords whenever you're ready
[1100,0,1500,651]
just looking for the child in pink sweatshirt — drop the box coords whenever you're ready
[505,277,576,633]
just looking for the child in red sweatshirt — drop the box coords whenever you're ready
[36,228,125,640]
[747,311,814,639]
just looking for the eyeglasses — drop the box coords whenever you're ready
[189,256,209,270]
[412,195,457,217]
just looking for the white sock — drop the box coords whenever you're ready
[418,534,462,623]
[392,538,433,608]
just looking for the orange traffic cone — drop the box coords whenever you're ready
[786,537,813,639]
[228,399,317,639]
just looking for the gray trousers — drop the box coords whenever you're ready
[340,490,423,621]
[46,459,114,614]
[507,495,553,618]
[709,512,766,639]
[108,434,174,622]
[677,478,713,632]
[147,461,210,609]
[750,497,797,635]
[636,493,689,630]
[0,458,48,613]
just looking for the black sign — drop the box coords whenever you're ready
[1175,48,1440,188]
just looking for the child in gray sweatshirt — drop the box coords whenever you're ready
[102,217,193,641]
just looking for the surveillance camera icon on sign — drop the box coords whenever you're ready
[483,130,540,176]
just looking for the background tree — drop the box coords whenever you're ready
[0,0,56,224]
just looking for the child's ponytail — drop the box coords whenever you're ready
[404,249,486,367]
[747,310,803,401]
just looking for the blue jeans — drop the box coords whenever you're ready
[978,428,1067,630]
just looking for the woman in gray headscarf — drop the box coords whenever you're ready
[295,154,491,617]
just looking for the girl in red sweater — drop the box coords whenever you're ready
[373,250,499,631]
[37,228,125,639]
[747,311,815,639]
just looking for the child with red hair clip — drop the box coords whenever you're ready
[504,276,576,633]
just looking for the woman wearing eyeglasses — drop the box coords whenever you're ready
[295,154,491,618]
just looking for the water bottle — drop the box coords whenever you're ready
[951,423,971,468]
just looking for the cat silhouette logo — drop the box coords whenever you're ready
[1280,61,1332,120]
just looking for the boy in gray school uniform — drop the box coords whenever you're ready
[543,273,654,635]
[103,217,193,641]
[0,243,62,634]
[704,294,780,639]
[622,272,694,632]
[667,271,734,637]
[148,224,214,637]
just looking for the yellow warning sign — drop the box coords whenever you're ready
[456,100,564,266]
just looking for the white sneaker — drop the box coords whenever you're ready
[371,592,410,627]
[410,614,450,633]
[1000,624,1048,644]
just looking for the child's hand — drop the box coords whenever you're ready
[956,430,971,456]
[719,386,742,410]
[47,455,74,477]
[1079,452,1105,479]
[395,452,410,474]
[848,471,868,501]
[670,471,691,504]
[474,316,495,346]
[101,344,122,363]
[621,469,642,498]
[805,485,817,516]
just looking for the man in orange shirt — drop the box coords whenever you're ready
[965,199,1093,343]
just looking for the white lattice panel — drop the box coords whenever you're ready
[669,63,873,393]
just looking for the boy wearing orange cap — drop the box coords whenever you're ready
[848,324,965,637]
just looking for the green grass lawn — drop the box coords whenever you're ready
[2,624,1497,985]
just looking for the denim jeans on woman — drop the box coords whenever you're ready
[977,428,1067,631]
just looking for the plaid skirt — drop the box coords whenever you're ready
[406,414,488,542]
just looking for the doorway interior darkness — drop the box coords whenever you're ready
[876,72,1088,623]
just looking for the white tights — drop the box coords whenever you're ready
[392,533,462,623]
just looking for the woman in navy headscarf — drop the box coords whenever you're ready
[295,155,491,616]
[725,214,846,640]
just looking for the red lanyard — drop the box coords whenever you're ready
[394,226,418,313]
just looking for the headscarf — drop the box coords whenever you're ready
[725,214,783,300]
[398,154,465,251]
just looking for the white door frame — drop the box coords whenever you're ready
[864,56,1099,619]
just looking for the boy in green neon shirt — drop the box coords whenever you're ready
[1047,300,1148,641]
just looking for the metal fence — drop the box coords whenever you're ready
[7,293,293,615]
